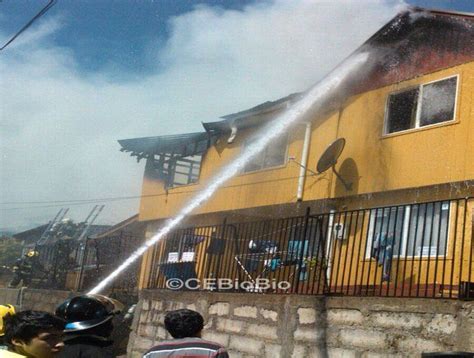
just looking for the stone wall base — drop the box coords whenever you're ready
[128,290,474,358]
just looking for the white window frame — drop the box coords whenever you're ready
[383,75,459,135]
[365,202,451,259]
[241,134,289,173]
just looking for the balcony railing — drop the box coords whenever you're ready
[146,197,473,299]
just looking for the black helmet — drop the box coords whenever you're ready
[55,294,123,332]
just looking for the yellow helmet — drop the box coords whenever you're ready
[26,250,39,257]
[0,304,16,336]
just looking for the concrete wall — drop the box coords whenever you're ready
[0,288,73,313]
[128,290,474,358]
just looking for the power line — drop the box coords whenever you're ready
[0,0,57,51]
[0,195,145,205]
[0,174,302,209]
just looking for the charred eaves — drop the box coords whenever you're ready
[118,132,217,188]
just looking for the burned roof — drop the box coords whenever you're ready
[118,132,217,161]
[354,7,474,93]
[119,7,474,157]
[202,93,303,133]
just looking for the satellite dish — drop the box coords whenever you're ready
[316,138,352,190]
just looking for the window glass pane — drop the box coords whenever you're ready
[243,135,287,172]
[263,136,287,168]
[243,154,264,172]
[386,88,419,134]
[419,77,457,127]
[366,207,405,258]
[406,202,449,256]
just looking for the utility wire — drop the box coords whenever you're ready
[0,174,303,208]
[0,0,57,51]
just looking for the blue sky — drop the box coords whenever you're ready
[0,0,472,230]
[2,1,472,76]
[2,0,256,77]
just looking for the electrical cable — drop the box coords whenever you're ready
[0,174,302,208]
[0,0,57,51]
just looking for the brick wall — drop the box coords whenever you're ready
[128,290,474,358]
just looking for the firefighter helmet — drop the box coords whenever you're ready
[55,294,123,332]
[0,304,16,336]
[26,250,39,257]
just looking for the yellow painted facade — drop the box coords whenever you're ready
[135,62,474,292]
[139,62,474,222]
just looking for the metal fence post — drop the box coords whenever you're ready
[295,207,311,293]
[75,238,89,292]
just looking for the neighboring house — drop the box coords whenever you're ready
[12,223,110,289]
[120,8,474,298]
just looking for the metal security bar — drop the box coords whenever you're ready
[78,233,144,293]
[25,239,79,290]
[27,233,144,293]
[146,198,473,299]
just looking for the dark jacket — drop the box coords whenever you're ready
[57,335,114,358]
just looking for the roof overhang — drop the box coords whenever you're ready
[202,93,303,134]
[118,132,217,162]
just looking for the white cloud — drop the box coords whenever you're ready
[0,0,404,230]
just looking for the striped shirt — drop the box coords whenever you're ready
[143,337,229,358]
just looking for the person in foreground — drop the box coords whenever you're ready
[143,309,229,358]
[54,294,123,358]
[1,304,16,350]
[2,310,65,358]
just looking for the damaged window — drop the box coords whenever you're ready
[163,155,202,187]
[384,76,458,135]
[150,154,203,188]
[243,134,288,173]
[386,88,419,133]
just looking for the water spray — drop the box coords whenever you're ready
[88,51,370,294]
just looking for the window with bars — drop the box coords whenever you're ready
[365,201,450,259]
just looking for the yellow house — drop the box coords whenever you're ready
[120,8,474,298]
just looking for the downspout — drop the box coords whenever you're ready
[296,122,312,201]
[325,210,335,286]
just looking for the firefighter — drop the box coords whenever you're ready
[8,250,44,288]
[55,294,123,358]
